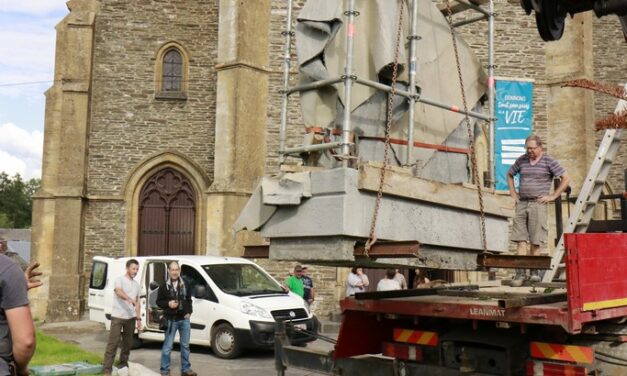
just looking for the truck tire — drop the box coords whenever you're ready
[576,323,627,376]
[211,323,242,359]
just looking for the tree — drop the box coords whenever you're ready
[0,173,41,228]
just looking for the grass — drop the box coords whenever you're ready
[30,330,102,367]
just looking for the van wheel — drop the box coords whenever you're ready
[211,323,241,359]
[131,334,143,349]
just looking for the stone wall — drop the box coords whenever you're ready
[592,16,627,202]
[83,0,219,267]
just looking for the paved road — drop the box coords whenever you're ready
[40,320,334,376]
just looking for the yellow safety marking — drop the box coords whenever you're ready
[583,297,627,311]
[395,329,412,343]
[567,345,594,364]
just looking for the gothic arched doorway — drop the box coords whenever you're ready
[138,168,196,256]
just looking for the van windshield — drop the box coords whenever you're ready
[202,264,286,296]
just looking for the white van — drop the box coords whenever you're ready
[88,255,317,358]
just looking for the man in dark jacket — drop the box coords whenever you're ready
[156,261,196,376]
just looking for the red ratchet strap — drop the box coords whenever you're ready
[360,136,470,155]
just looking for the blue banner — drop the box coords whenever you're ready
[494,79,533,191]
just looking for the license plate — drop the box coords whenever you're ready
[294,323,307,330]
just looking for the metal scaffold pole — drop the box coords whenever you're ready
[278,0,294,164]
[341,0,357,166]
[405,0,419,167]
[488,0,496,187]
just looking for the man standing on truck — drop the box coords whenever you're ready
[157,261,196,376]
[507,134,570,286]
[102,259,142,376]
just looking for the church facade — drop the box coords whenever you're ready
[32,0,626,322]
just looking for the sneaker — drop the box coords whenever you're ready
[511,269,525,287]
[117,367,129,376]
[529,270,541,283]
[182,370,198,376]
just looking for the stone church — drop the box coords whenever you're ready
[31,0,626,322]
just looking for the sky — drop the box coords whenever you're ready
[0,0,68,180]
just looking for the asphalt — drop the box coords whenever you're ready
[39,320,336,376]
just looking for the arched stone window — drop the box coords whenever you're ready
[138,168,196,256]
[162,49,183,92]
[155,42,190,100]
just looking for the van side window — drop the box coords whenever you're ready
[90,261,107,290]
[181,265,217,302]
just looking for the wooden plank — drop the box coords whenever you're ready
[478,254,551,269]
[358,163,514,218]
[498,293,567,309]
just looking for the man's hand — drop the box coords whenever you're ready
[127,298,136,307]
[537,195,554,204]
[168,300,179,309]
[184,313,190,319]
[24,262,43,290]
[136,318,143,331]
[510,192,520,202]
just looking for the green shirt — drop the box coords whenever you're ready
[284,275,305,298]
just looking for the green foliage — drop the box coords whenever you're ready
[30,331,102,366]
[0,172,40,228]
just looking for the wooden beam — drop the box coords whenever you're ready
[478,254,551,269]
[358,163,514,218]
[353,241,420,258]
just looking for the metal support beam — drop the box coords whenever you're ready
[278,0,294,164]
[341,0,358,164]
[283,141,345,155]
[355,285,479,300]
[242,245,269,259]
[453,14,487,28]
[405,0,419,166]
[353,241,420,258]
[478,254,551,269]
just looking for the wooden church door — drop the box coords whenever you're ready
[138,168,196,256]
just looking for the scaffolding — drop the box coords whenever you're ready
[277,0,497,186]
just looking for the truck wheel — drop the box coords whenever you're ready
[211,323,242,359]
[576,323,627,376]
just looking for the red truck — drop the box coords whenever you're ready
[275,225,627,375]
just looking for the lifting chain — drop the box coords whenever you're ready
[365,0,406,255]
[444,0,489,255]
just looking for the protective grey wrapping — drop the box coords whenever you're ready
[295,0,487,182]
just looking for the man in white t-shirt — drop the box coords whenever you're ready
[377,269,402,292]
[103,259,142,376]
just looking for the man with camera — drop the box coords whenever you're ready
[156,261,196,376]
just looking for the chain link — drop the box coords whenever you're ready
[444,0,488,255]
[365,0,405,255]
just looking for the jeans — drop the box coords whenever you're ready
[103,317,136,373]
[160,318,191,374]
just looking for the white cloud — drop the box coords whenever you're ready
[0,18,57,98]
[0,123,43,179]
[0,0,67,16]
